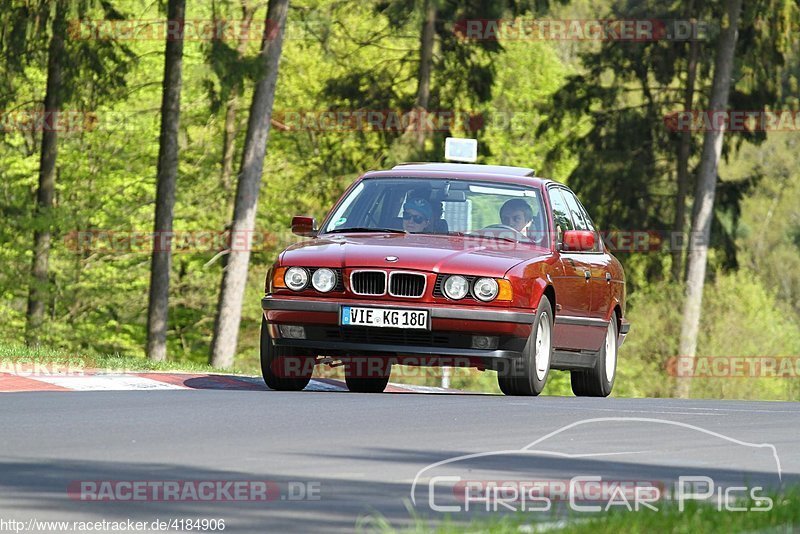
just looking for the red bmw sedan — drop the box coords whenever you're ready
[261,163,629,396]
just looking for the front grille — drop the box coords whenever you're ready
[389,272,426,298]
[351,271,386,295]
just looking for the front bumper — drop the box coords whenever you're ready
[261,296,535,361]
[619,319,630,347]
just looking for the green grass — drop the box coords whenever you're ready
[360,487,800,533]
[0,341,256,375]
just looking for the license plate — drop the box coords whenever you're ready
[341,306,429,330]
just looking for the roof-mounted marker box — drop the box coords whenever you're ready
[444,137,478,163]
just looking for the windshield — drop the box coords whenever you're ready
[322,177,548,244]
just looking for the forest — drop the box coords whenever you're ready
[2,0,799,400]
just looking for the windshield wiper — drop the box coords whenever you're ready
[325,227,407,234]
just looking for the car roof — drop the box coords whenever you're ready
[362,162,552,188]
[392,162,536,176]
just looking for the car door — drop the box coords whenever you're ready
[558,187,609,350]
[574,196,614,321]
[547,186,595,351]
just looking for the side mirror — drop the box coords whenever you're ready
[291,216,317,237]
[562,230,595,252]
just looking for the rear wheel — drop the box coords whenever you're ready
[497,296,552,396]
[260,318,313,391]
[344,358,391,393]
[571,317,617,397]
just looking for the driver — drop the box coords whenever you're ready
[402,197,432,233]
[500,199,534,237]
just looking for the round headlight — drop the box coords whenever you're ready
[473,278,499,302]
[443,275,469,300]
[284,267,309,291]
[312,268,336,293]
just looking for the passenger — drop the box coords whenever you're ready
[402,197,432,233]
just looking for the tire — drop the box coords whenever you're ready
[571,316,617,397]
[260,317,313,391]
[497,296,553,396]
[344,358,391,393]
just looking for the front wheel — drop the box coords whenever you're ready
[497,296,553,396]
[571,317,617,397]
[344,358,391,393]
[260,318,313,391]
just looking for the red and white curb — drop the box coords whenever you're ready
[0,371,469,394]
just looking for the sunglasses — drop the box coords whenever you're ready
[403,212,427,224]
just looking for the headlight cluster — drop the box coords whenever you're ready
[442,275,506,302]
[284,267,309,291]
[311,268,336,293]
[473,278,499,302]
[443,275,469,300]
[282,267,337,293]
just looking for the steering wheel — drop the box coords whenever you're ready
[480,224,526,239]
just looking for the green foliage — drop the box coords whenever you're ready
[618,271,800,401]
[1,0,799,404]
[539,0,799,285]
[727,134,800,315]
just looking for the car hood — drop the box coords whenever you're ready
[279,233,549,277]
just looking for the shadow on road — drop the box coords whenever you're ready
[0,458,409,533]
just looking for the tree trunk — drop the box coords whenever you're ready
[146,0,186,361]
[220,1,255,191]
[220,95,239,190]
[209,0,289,368]
[675,0,742,398]
[671,8,700,282]
[414,0,435,150]
[26,0,67,344]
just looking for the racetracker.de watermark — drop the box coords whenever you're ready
[0,110,115,132]
[19,109,797,135]
[64,230,280,254]
[664,110,800,132]
[453,18,712,41]
[68,19,282,41]
[272,110,484,132]
[0,357,205,376]
[67,480,321,502]
[666,356,800,378]
[0,358,86,377]
[63,229,709,255]
[270,356,482,380]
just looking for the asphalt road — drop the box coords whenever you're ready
[1,390,798,532]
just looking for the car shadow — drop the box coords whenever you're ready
[164,374,492,395]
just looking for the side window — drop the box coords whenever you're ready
[578,201,602,252]
[561,189,589,231]
[548,188,573,245]
[563,189,601,252]
[577,200,597,233]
